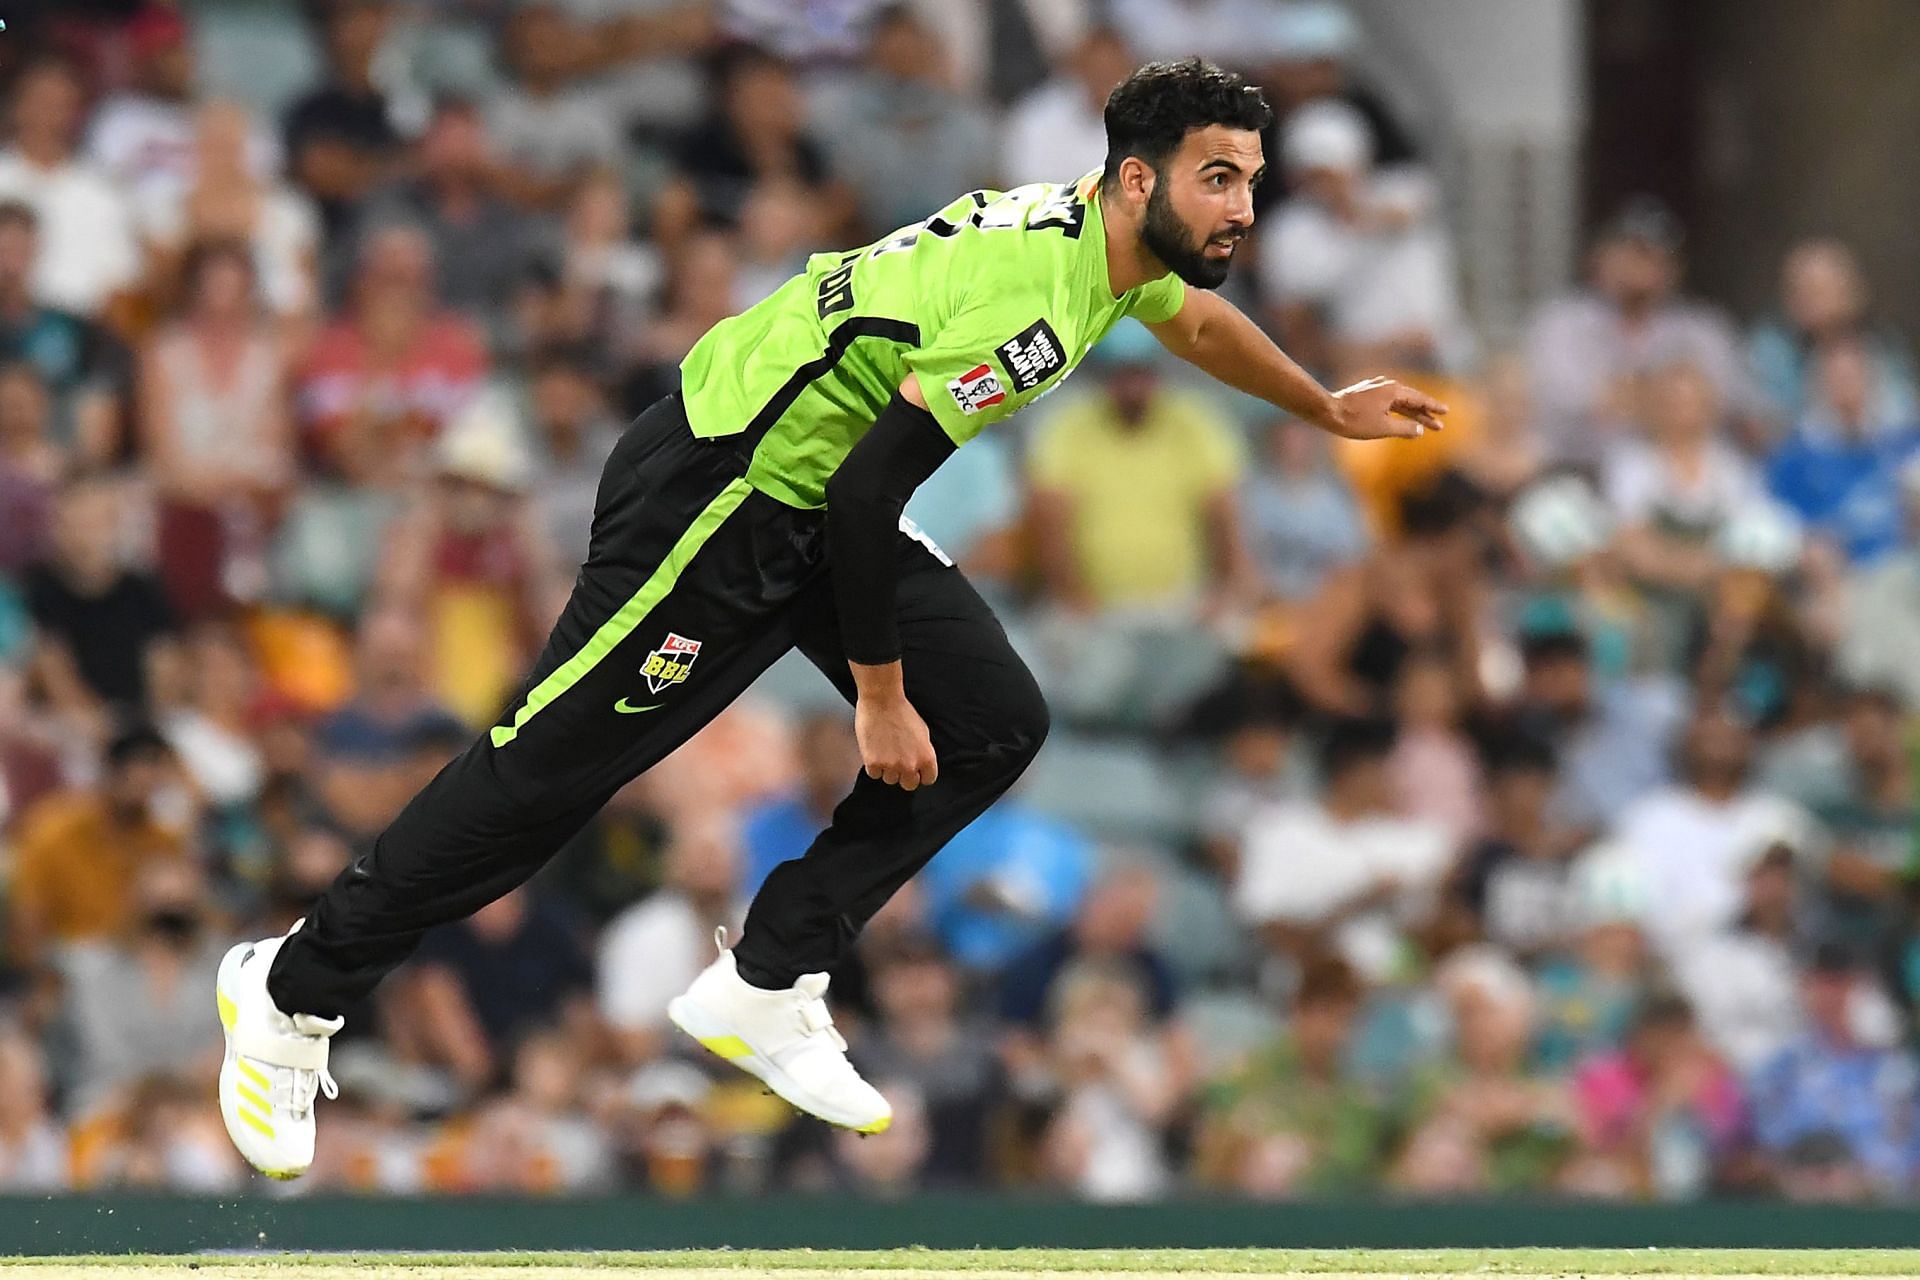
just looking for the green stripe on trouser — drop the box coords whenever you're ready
[491,479,752,748]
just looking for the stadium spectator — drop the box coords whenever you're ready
[142,101,321,323]
[817,5,996,238]
[8,723,194,964]
[853,931,1003,1187]
[1386,647,1483,845]
[1505,629,1683,835]
[1193,952,1387,1197]
[0,1025,68,1190]
[139,238,294,619]
[297,223,490,483]
[458,1030,617,1193]
[1526,198,1757,466]
[1261,99,1464,375]
[741,712,859,896]
[1241,416,1369,604]
[1613,710,1817,962]
[998,862,1181,1041]
[546,168,659,374]
[374,393,559,727]
[1003,27,1135,185]
[1391,949,1574,1197]
[1568,995,1745,1201]
[24,472,180,719]
[309,606,466,840]
[652,45,855,250]
[1750,944,1920,1200]
[1530,850,1658,1071]
[1037,960,1184,1202]
[0,364,61,575]
[402,887,596,1093]
[1284,480,1487,719]
[915,797,1096,977]
[1676,843,1808,1075]
[156,623,269,831]
[1765,687,1915,948]
[0,202,125,467]
[281,0,404,248]
[1028,321,1254,614]
[1249,1,1423,214]
[1748,238,1917,428]
[1452,737,1583,961]
[524,352,624,569]
[1233,717,1454,981]
[597,815,746,1066]
[486,5,629,212]
[357,98,548,327]
[0,59,142,320]
[1766,335,1920,567]
[56,858,229,1113]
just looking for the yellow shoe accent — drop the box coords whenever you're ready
[236,1058,272,1091]
[260,1168,300,1182]
[698,1034,752,1060]
[855,1114,892,1136]
[237,1107,276,1140]
[236,1081,271,1114]
[217,989,238,1030]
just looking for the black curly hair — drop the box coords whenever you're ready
[1102,57,1273,183]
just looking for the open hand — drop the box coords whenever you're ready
[1328,376,1449,440]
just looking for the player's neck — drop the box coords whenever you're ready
[1095,185,1166,297]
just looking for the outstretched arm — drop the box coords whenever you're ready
[1146,288,1447,440]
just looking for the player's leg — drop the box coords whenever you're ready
[740,535,1049,981]
[666,534,1046,1132]
[216,392,818,1177]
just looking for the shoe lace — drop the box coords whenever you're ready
[281,1064,339,1118]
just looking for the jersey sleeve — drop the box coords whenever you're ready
[903,295,1073,445]
[1125,271,1186,324]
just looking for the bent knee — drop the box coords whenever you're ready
[989,669,1050,768]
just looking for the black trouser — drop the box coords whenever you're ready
[268,392,1049,1018]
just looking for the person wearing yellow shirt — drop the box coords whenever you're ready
[9,724,193,967]
[1028,319,1257,613]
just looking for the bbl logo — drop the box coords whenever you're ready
[641,633,702,693]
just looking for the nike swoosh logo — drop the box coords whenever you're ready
[613,698,664,715]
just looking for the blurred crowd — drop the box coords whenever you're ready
[4,0,1920,1205]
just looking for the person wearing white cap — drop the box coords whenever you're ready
[1260,98,1466,375]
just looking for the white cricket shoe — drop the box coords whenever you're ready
[668,930,891,1134]
[214,927,343,1180]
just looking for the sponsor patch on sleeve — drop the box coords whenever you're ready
[996,318,1066,392]
[947,363,1007,415]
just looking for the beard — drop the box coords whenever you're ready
[1139,180,1240,289]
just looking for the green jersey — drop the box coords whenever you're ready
[679,170,1187,509]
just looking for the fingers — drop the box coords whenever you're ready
[864,754,941,790]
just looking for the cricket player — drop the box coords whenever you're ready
[215,57,1444,1178]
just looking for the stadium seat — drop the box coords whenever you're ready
[190,0,322,120]
[1016,731,1195,844]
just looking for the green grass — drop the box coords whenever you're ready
[8,1250,1920,1275]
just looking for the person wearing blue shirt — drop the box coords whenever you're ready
[740,711,863,896]
[1749,944,1920,1197]
[916,800,1095,975]
[1766,336,1920,566]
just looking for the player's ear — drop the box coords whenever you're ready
[1117,155,1155,205]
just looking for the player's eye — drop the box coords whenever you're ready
[1210,173,1228,188]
